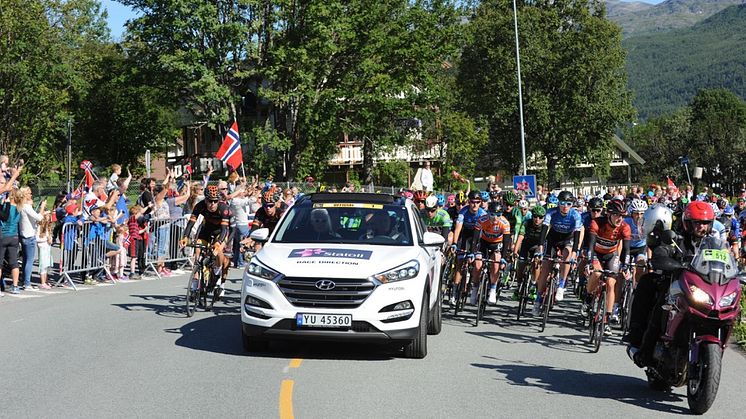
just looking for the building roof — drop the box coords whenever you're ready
[613,135,645,165]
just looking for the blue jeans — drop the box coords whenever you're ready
[232,224,250,267]
[21,236,36,287]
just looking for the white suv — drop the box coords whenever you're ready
[241,192,445,358]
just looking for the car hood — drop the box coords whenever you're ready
[254,243,421,279]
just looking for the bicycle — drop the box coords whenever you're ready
[440,248,457,307]
[185,241,222,317]
[539,257,575,333]
[474,254,503,327]
[515,253,541,321]
[452,250,473,317]
[587,269,617,353]
[617,266,634,336]
[495,254,516,301]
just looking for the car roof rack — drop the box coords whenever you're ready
[306,192,396,205]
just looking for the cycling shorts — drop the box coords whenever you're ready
[518,241,542,260]
[544,237,573,259]
[592,252,620,273]
[477,240,502,260]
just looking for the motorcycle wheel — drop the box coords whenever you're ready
[687,342,722,415]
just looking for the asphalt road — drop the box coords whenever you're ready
[3,269,746,418]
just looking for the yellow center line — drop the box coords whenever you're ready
[289,358,303,369]
[279,379,295,419]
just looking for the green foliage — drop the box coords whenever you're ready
[624,108,691,182]
[373,160,409,188]
[608,0,743,37]
[459,0,634,186]
[437,111,488,191]
[624,4,746,119]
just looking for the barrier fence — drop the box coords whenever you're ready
[56,215,199,289]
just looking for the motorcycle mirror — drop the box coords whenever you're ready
[661,229,677,245]
[656,256,684,272]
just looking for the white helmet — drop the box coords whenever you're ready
[518,199,529,209]
[642,204,673,235]
[424,195,439,209]
[628,198,648,214]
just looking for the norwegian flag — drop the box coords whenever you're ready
[667,177,678,191]
[79,160,93,171]
[68,187,83,200]
[122,232,131,249]
[215,121,243,170]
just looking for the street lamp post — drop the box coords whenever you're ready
[66,118,72,193]
[513,0,527,176]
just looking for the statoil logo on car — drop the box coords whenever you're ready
[289,248,373,259]
[315,280,336,291]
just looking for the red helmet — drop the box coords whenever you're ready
[413,190,428,202]
[682,201,714,235]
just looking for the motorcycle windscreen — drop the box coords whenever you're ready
[691,236,738,285]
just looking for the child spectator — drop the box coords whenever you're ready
[37,213,54,289]
[0,155,11,182]
[112,224,129,280]
[107,164,121,193]
[127,204,149,279]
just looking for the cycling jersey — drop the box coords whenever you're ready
[252,203,287,234]
[184,200,231,242]
[473,215,511,243]
[506,207,531,239]
[456,206,487,239]
[717,216,741,244]
[421,208,453,239]
[624,215,646,248]
[711,219,727,242]
[590,217,632,255]
[519,220,543,244]
[446,206,460,231]
[543,207,582,241]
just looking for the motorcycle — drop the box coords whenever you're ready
[644,234,745,415]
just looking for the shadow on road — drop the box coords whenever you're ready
[472,357,690,415]
[112,288,242,318]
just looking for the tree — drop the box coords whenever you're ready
[623,108,691,183]
[459,0,634,186]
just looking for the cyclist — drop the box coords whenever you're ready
[413,190,428,211]
[718,204,741,256]
[447,191,466,225]
[513,205,546,300]
[546,194,559,209]
[624,199,649,285]
[583,199,632,336]
[479,191,490,210]
[470,201,511,304]
[251,191,287,234]
[180,185,231,297]
[533,191,582,315]
[450,190,487,305]
[421,195,453,245]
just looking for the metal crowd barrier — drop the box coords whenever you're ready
[56,221,116,290]
[143,215,196,278]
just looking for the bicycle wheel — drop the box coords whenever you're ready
[516,277,528,321]
[185,267,199,317]
[475,271,488,327]
[454,278,465,316]
[593,288,606,353]
[540,278,555,333]
[620,280,633,336]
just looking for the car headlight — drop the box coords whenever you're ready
[689,285,713,306]
[371,260,419,284]
[719,291,738,307]
[247,260,281,281]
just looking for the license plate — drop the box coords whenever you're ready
[296,313,352,328]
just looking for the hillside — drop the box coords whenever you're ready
[624,4,746,119]
[607,0,746,37]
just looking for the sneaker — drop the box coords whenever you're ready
[39,283,52,290]
[129,273,142,280]
[531,302,541,316]
[469,287,478,305]
[610,305,620,324]
[603,324,613,336]
[218,284,225,299]
[9,286,20,294]
[84,277,94,285]
[555,287,565,302]
[449,294,457,306]
[118,274,129,281]
[580,303,589,315]
[488,288,497,304]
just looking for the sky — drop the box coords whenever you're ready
[101,0,668,39]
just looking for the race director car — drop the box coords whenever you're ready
[241,192,445,358]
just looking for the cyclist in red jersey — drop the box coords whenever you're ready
[584,199,632,336]
[470,201,512,304]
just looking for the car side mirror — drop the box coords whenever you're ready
[250,228,270,243]
[423,232,445,247]
[661,229,677,245]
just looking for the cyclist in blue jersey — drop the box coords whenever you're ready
[533,191,583,315]
[709,203,727,242]
[450,190,487,304]
[718,204,741,256]
[624,198,649,285]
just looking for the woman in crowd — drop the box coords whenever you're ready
[18,186,46,290]
[2,189,24,293]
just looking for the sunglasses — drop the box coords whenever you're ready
[591,208,602,213]
[469,200,481,205]
[427,208,437,213]
[559,201,572,207]
[532,215,544,219]
[489,212,501,217]
[207,199,219,204]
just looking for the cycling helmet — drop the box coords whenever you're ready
[205,185,220,201]
[413,190,428,202]
[518,199,529,209]
[547,195,559,205]
[680,197,690,205]
[557,191,574,203]
[642,204,673,235]
[467,190,481,201]
[480,191,490,202]
[606,199,625,215]
[628,198,648,214]
[489,190,501,200]
[503,190,517,205]
[723,205,735,216]
[424,195,438,210]
[709,202,721,218]
[447,194,456,204]
[531,205,546,217]
[487,201,503,215]
[682,201,715,234]
[613,194,624,201]
[436,194,445,207]
[717,198,728,210]
[602,193,613,201]
[588,197,604,210]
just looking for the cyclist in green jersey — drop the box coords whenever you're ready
[421,196,453,245]
[512,205,546,299]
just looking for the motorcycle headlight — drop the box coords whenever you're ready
[247,260,281,281]
[689,285,714,306]
[719,291,738,307]
[372,260,419,284]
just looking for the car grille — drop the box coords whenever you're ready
[277,277,376,308]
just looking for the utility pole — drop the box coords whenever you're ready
[513,0,527,176]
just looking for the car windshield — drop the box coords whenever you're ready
[273,202,413,246]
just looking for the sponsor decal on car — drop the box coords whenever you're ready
[313,203,383,209]
[288,248,373,260]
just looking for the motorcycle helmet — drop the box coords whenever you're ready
[682,201,715,235]
[642,204,673,235]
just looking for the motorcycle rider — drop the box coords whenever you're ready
[625,201,718,366]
